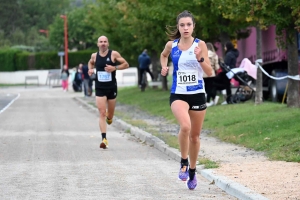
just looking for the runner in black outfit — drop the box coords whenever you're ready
[88,36,129,149]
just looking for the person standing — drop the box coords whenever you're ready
[81,62,92,97]
[138,49,154,87]
[203,42,220,106]
[61,64,69,92]
[220,41,240,105]
[72,65,83,92]
[224,41,239,69]
[160,10,212,190]
[88,35,129,149]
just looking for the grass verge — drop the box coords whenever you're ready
[117,86,300,162]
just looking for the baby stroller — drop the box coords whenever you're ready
[215,63,255,104]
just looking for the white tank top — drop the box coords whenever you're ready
[170,38,205,94]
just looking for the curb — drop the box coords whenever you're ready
[201,169,268,200]
[74,97,269,200]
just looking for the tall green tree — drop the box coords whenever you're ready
[49,6,97,51]
[251,0,300,107]
[0,0,24,37]
[215,0,267,104]
[19,0,70,30]
[270,0,300,108]
[0,0,71,48]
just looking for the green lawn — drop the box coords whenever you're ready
[117,86,300,162]
[0,84,25,87]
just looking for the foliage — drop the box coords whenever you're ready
[28,52,59,70]
[0,49,99,71]
[49,6,97,51]
[0,48,21,71]
[0,0,24,39]
[15,51,31,71]
[84,0,255,66]
[0,0,70,48]
[68,50,97,68]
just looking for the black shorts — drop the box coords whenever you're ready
[95,86,117,100]
[170,93,207,111]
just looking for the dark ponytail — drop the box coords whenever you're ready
[165,10,195,40]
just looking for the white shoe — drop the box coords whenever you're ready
[214,96,220,105]
[221,101,228,105]
[206,101,214,107]
[221,90,226,95]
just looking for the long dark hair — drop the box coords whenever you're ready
[225,41,234,54]
[166,10,195,40]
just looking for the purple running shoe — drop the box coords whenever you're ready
[186,175,197,190]
[178,165,189,181]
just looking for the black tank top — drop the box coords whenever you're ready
[95,50,117,89]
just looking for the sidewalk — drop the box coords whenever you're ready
[74,96,279,200]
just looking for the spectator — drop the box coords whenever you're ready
[204,42,220,106]
[61,65,69,92]
[72,65,83,92]
[81,62,92,96]
[138,49,154,86]
[224,41,239,69]
[220,41,240,105]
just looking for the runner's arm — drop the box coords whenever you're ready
[198,41,213,76]
[113,51,129,70]
[160,41,172,76]
[88,53,96,76]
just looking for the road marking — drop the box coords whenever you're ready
[0,93,20,114]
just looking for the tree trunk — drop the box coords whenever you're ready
[219,32,231,57]
[286,29,300,107]
[255,26,263,104]
[150,50,159,80]
[137,66,141,87]
[162,75,168,91]
[152,50,169,90]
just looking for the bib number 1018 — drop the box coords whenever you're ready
[179,74,196,82]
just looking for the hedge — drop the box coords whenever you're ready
[0,49,97,71]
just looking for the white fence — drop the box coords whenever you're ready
[0,67,139,86]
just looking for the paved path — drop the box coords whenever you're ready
[0,87,235,199]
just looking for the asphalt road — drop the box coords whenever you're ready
[0,87,235,200]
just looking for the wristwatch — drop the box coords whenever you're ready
[198,57,204,63]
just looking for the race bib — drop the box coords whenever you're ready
[97,71,112,82]
[176,70,198,86]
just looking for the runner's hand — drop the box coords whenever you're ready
[105,64,116,73]
[88,69,94,76]
[194,46,202,61]
[161,66,169,76]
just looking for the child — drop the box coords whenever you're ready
[61,65,69,91]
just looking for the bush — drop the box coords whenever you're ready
[0,49,99,71]
[69,50,96,68]
[0,48,21,71]
[15,52,31,71]
[35,51,60,70]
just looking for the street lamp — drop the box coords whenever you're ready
[39,29,49,37]
[60,15,68,69]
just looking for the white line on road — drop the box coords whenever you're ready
[0,93,20,114]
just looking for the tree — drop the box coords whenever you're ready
[0,0,24,38]
[49,6,97,51]
[0,0,71,48]
[251,0,300,107]
[19,0,70,31]
[89,0,251,90]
